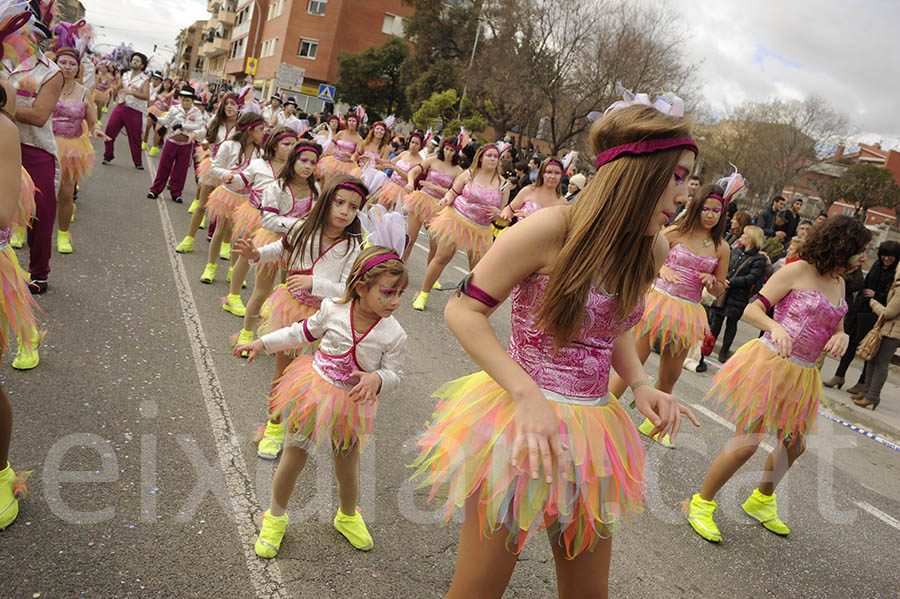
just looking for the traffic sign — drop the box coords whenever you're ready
[275,63,305,91]
[317,84,335,103]
[245,57,257,76]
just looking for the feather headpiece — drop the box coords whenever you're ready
[604,82,686,118]
[713,164,748,207]
[358,203,407,258]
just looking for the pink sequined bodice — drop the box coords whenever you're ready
[763,289,847,365]
[285,195,313,218]
[520,201,541,217]
[52,98,86,138]
[314,350,361,389]
[390,160,413,186]
[654,244,719,304]
[334,140,356,161]
[451,181,502,226]
[508,274,644,400]
[0,227,10,250]
[423,169,454,199]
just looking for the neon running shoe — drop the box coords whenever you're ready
[187,198,200,214]
[742,489,790,536]
[0,463,30,530]
[412,291,428,311]
[234,329,254,358]
[257,421,285,459]
[141,141,148,151]
[10,227,25,249]
[71,204,76,223]
[199,214,207,229]
[175,235,194,253]
[200,262,217,284]
[686,493,722,542]
[102,106,108,113]
[225,265,247,288]
[219,242,231,261]
[222,293,246,317]
[637,417,674,448]
[148,145,161,157]
[432,280,442,290]
[334,508,373,551]
[255,510,289,558]
[57,230,73,254]
[12,346,39,370]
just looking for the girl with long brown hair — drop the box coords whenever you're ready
[499,156,567,220]
[369,129,424,209]
[316,108,364,182]
[411,95,700,598]
[350,117,391,170]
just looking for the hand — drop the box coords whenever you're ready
[633,385,700,442]
[723,279,731,289]
[233,339,264,362]
[863,289,875,298]
[404,183,414,193]
[510,389,567,483]
[285,274,313,295]
[824,331,850,358]
[349,371,381,403]
[438,196,453,209]
[659,265,683,284]
[92,124,112,141]
[485,205,503,220]
[232,238,260,261]
[769,323,793,358]
[223,172,234,184]
[499,206,514,222]
[775,231,786,240]
[697,272,717,290]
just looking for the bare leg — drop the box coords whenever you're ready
[420,244,455,294]
[207,220,231,264]
[57,174,76,233]
[228,254,252,296]
[758,437,806,496]
[269,445,309,516]
[656,346,690,394]
[0,386,11,467]
[242,268,277,332]
[550,529,611,599]
[609,332,653,398]
[402,213,424,263]
[184,184,213,238]
[426,235,437,266]
[699,423,765,501]
[332,446,360,516]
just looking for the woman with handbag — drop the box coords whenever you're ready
[852,266,900,409]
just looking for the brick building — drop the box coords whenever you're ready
[199,0,237,84]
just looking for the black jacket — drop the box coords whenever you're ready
[721,246,768,319]
[851,261,898,314]
[756,206,778,237]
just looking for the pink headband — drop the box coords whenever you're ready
[335,182,370,207]
[360,253,401,275]
[295,143,322,157]
[482,144,499,155]
[706,193,730,207]
[238,117,266,131]
[594,137,698,169]
[544,159,563,171]
[55,48,80,63]
[274,132,299,143]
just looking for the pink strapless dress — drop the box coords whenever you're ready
[316,139,358,182]
[53,98,95,181]
[370,159,415,209]
[403,168,455,223]
[428,180,502,261]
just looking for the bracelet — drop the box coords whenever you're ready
[629,379,654,392]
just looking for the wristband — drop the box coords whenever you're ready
[628,379,654,409]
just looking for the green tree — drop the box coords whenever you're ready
[412,89,487,138]
[335,36,411,119]
[833,164,900,221]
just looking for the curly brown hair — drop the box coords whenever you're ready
[799,215,871,275]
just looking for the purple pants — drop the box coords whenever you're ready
[21,144,57,281]
[104,104,144,167]
[150,141,193,198]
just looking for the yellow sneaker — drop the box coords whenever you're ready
[141,141,148,151]
[199,214,207,229]
[187,198,200,214]
[200,262,217,284]
[742,489,790,536]
[234,328,254,358]
[412,291,428,311]
[175,235,195,253]
[57,230,73,254]
[12,328,41,370]
[102,106,108,113]
[637,417,674,448]
[71,203,76,223]
[222,293,246,317]
[685,493,722,543]
[257,421,285,459]
[148,145,161,157]
[255,510,289,558]
[333,508,373,551]
[219,242,231,261]
[432,280,442,290]
[10,226,25,249]
[0,463,31,531]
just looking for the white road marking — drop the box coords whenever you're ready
[412,241,468,275]
[687,402,775,452]
[146,156,290,599]
[855,501,900,533]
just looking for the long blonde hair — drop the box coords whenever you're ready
[537,105,693,346]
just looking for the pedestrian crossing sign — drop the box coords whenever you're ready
[245,57,258,76]
[317,84,335,103]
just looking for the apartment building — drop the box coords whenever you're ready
[199,0,238,84]
[173,20,208,80]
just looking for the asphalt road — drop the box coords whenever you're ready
[3,134,900,598]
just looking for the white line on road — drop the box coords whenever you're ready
[687,402,775,452]
[147,157,290,599]
[855,501,900,533]
[413,241,468,276]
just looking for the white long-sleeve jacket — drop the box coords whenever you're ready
[253,234,361,300]
[210,140,260,181]
[157,104,207,144]
[258,181,315,233]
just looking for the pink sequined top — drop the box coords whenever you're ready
[422,169,455,200]
[520,201,541,217]
[0,227,11,250]
[762,289,847,366]
[508,274,644,403]
[333,140,356,161]
[653,244,719,304]
[52,97,87,138]
[451,181,502,227]
[389,160,414,186]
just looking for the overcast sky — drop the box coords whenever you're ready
[81,0,899,150]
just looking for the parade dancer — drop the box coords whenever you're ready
[686,215,869,543]
[146,85,206,204]
[400,137,462,263]
[91,60,113,116]
[411,95,699,598]
[316,108,363,182]
[499,155,567,220]
[610,171,737,447]
[370,129,424,209]
[102,50,149,169]
[236,239,406,558]
[199,111,265,284]
[143,72,172,156]
[351,115,392,171]
[233,174,363,459]
[412,142,509,310]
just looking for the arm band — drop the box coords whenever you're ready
[455,273,499,308]
[754,294,773,312]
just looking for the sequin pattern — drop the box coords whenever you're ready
[653,244,719,304]
[0,227,10,250]
[762,289,847,364]
[390,160,413,186]
[52,98,87,138]
[423,169,455,199]
[451,181,502,226]
[313,350,361,389]
[333,140,356,161]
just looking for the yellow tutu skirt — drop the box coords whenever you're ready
[258,285,319,336]
[231,201,261,242]
[369,179,406,210]
[411,371,646,558]
[270,355,376,453]
[706,338,821,438]
[635,288,709,354]
[428,207,493,261]
[55,134,95,182]
[316,154,355,182]
[403,190,441,224]
[251,228,282,279]
[17,168,35,229]
[147,105,165,119]
[206,186,247,225]
[194,156,216,187]
[0,246,40,358]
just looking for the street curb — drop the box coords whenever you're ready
[823,399,900,448]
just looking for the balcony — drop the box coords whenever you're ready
[207,0,221,12]
[217,8,235,26]
[200,36,229,57]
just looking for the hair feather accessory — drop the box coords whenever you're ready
[457,128,470,150]
[313,122,333,153]
[604,82,685,118]
[353,105,367,124]
[713,164,748,206]
[381,114,395,129]
[561,150,578,172]
[358,203,408,258]
[283,116,309,137]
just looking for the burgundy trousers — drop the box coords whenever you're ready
[21,144,57,281]
[104,104,144,167]
[150,141,193,198]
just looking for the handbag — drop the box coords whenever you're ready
[712,252,755,309]
[856,315,884,361]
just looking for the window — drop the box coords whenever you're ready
[382,13,405,37]
[261,37,280,58]
[228,37,245,61]
[307,0,326,15]
[298,38,318,59]
[267,0,285,20]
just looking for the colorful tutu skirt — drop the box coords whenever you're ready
[403,190,441,223]
[93,88,111,105]
[428,207,493,261]
[635,288,709,354]
[706,338,821,439]
[194,156,217,187]
[17,168,35,229]
[147,104,166,119]
[206,186,246,225]
[316,154,355,182]
[232,201,261,242]
[411,371,646,558]
[251,228,282,279]
[55,134,95,182]
[369,179,406,210]
[270,354,376,453]
[258,285,319,336]
[0,246,40,359]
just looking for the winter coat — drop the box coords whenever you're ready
[871,275,900,339]
[756,206,778,237]
[852,260,898,315]
[722,246,768,319]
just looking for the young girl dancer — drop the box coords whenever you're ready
[51,41,107,254]
[234,174,363,459]
[411,96,699,598]
[610,174,736,447]
[370,130,424,209]
[316,109,363,182]
[177,93,239,248]
[412,143,509,310]
[146,85,206,204]
[686,215,868,543]
[499,156,567,220]
[235,248,406,558]
[196,112,265,284]
[400,137,462,263]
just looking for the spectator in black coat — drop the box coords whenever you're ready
[755,196,786,237]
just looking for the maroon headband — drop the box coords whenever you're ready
[335,182,370,206]
[274,132,299,144]
[360,253,401,275]
[594,137,698,169]
[707,193,729,206]
[55,47,79,63]
[295,143,322,157]
[544,159,564,171]
[238,117,266,131]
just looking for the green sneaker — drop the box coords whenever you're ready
[57,230,73,254]
[219,242,231,261]
[333,508,373,551]
[141,141,148,151]
[199,214,207,229]
[148,145,161,157]
[175,235,194,253]
[71,203,76,223]
[686,493,722,543]
[200,262,217,284]
[234,328,254,358]
[432,280,442,290]
[412,291,428,311]
[222,293,246,317]
[257,421,285,459]
[10,227,25,249]
[742,489,790,536]
[255,510,289,558]
[12,346,39,370]
[187,198,200,214]
[637,417,674,448]
[0,463,30,530]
